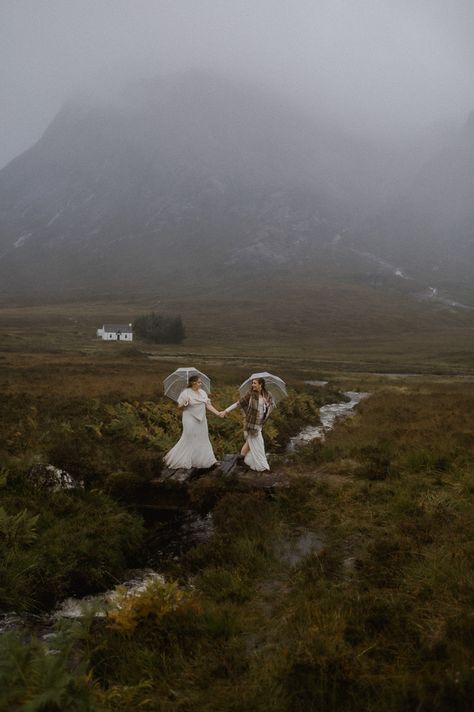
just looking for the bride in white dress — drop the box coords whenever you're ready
[164,374,222,469]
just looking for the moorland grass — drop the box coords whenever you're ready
[2,379,473,709]
[80,381,474,710]
[1,310,474,710]
[1,293,474,372]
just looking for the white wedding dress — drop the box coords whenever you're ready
[243,427,270,472]
[164,388,217,469]
[226,396,270,472]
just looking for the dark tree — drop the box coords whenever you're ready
[133,312,186,344]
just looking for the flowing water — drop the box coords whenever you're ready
[287,390,369,450]
[0,511,214,637]
[1,389,369,637]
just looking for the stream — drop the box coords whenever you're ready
[0,388,369,637]
[0,510,215,637]
[287,390,369,450]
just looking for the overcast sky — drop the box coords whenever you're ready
[1,0,473,169]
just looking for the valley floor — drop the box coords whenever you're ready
[1,305,473,710]
[1,284,474,372]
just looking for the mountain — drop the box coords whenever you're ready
[0,71,416,300]
[0,69,472,324]
[343,112,474,304]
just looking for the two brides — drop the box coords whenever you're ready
[164,375,274,472]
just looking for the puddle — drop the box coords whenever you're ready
[276,531,324,567]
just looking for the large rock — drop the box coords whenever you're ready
[27,464,83,491]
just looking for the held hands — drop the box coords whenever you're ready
[218,410,227,418]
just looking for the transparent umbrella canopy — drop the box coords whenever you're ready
[239,371,287,404]
[163,367,211,402]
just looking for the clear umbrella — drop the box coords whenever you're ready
[163,367,211,402]
[239,371,287,404]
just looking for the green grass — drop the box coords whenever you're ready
[1,288,474,372]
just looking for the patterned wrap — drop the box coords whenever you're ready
[238,390,275,433]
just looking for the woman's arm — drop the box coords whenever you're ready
[177,389,190,409]
[220,392,249,417]
[206,401,222,416]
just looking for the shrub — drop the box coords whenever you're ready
[0,625,99,712]
[107,578,202,635]
[0,491,145,611]
[355,444,393,480]
[133,312,185,344]
[0,507,39,611]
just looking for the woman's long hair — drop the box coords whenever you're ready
[258,377,269,398]
[247,377,269,399]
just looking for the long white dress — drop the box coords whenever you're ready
[164,388,217,469]
[243,427,270,472]
[226,396,270,472]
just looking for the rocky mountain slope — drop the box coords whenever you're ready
[0,71,417,300]
[344,112,474,304]
[0,71,472,312]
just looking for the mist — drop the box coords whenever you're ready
[1,0,473,169]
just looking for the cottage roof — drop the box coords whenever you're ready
[102,323,133,332]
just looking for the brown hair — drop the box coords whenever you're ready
[188,374,200,386]
[247,377,268,398]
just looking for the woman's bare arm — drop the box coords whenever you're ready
[206,401,222,416]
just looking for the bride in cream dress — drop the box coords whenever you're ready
[164,374,222,469]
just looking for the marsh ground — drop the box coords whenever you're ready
[1,301,473,710]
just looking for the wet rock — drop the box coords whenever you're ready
[27,464,83,490]
[157,466,208,483]
[219,454,240,475]
[233,470,290,489]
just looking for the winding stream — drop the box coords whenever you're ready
[0,511,214,636]
[287,390,369,450]
[0,388,369,636]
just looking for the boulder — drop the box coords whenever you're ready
[27,464,83,491]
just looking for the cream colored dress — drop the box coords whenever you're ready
[164,388,217,470]
[226,396,270,472]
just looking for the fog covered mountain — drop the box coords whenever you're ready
[344,112,474,303]
[0,70,471,304]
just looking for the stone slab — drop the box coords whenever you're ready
[219,454,240,476]
[155,467,200,484]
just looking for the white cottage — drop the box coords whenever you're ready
[97,323,133,341]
